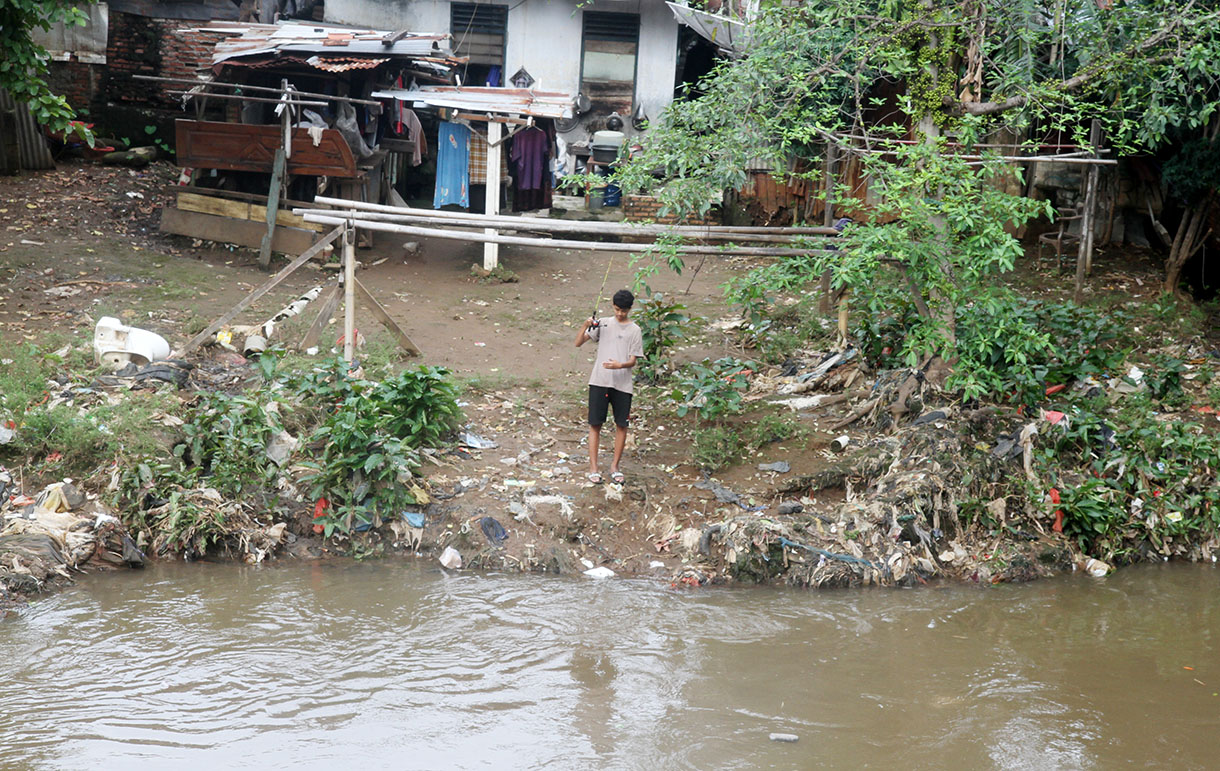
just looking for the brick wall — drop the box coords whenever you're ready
[623,194,719,226]
[48,12,225,116]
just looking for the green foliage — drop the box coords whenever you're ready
[1031,393,1220,560]
[628,233,686,294]
[1163,136,1220,206]
[632,292,689,382]
[142,124,172,154]
[175,390,283,494]
[748,413,800,448]
[297,364,462,536]
[116,461,230,558]
[0,0,94,138]
[820,143,1051,364]
[671,357,754,422]
[0,340,177,474]
[947,292,1127,404]
[692,425,743,471]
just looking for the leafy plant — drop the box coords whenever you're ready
[175,390,284,494]
[949,292,1127,404]
[1031,393,1220,559]
[142,124,171,154]
[633,292,689,382]
[299,364,462,536]
[692,426,743,471]
[749,413,799,448]
[671,357,754,422]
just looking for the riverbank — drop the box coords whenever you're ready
[3,160,1219,613]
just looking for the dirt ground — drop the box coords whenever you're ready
[2,159,842,581]
[3,159,1211,587]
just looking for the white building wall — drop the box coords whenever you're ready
[325,0,678,145]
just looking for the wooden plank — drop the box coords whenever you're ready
[177,191,323,232]
[259,148,286,270]
[300,282,342,350]
[174,226,344,357]
[174,119,358,177]
[353,277,421,356]
[160,208,316,254]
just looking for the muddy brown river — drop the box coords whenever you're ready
[2,562,1218,769]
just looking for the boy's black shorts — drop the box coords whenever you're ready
[588,385,632,428]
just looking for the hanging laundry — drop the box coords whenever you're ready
[469,130,510,185]
[400,107,426,166]
[434,121,470,209]
[511,120,556,212]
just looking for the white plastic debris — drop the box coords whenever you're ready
[1083,558,1111,577]
[93,316,171,371]
[583,566,616,578]
[439,546,463,570]
[769,733,799,743]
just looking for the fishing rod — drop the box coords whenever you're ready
[588,254,614,328]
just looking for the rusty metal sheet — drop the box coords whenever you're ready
[174,119,357,177]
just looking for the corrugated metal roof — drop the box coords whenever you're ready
[188,21,456,66]
[370,86,574,119]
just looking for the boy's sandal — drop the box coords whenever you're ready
[587,472,603,484]
[610,471,625,484]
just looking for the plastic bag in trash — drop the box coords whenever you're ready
[459,431,498,450]
[439,546,462,570]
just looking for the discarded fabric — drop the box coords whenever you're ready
[480,516,508,546]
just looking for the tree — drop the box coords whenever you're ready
[0,0,94,136]
[618,0,1220,380]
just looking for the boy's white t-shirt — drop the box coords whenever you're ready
[587,318,644,394]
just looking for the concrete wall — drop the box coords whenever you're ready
[325,0,678,145]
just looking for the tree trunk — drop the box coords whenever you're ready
[1163,193,1213,295]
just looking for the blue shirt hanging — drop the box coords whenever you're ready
[434,121,470,209]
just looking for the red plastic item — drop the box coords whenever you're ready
[1049,487,1064,533]
[1045,383,1067,396]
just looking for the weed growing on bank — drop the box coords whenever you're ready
[31,349,469,555]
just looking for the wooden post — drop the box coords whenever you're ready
[483,119,502,271]
[819,142,837,314]
[353,277,421,355]
[258,148,286,270]
[173,225,343,357]
[343,223,356,362]
[1083,120,1102,275]
[1073,120,1101,303]
[299,282,342,350]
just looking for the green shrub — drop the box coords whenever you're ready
[670,357,754,422]
[949,292,1127,404]
[693,425,743,471]
[633,292,689,382]
[1032,393,1220,559]
[749,413,799,448]
[299,364,462,536]
[175,390,284,494]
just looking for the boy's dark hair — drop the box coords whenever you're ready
[612,288,635,309]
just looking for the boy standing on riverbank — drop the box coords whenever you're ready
[575,289,643,484]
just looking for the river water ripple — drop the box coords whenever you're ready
[2,562,1218,769]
